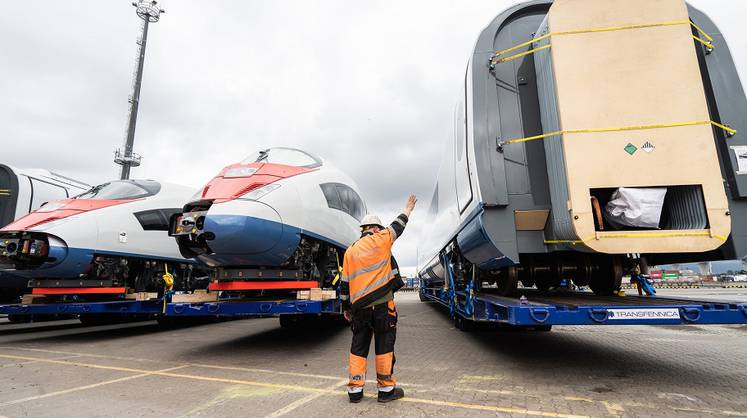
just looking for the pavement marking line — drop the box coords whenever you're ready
[455,387,599,405]
[601,401,626,417]
[0,353,591,417]
[0,354,81,369]
[395,397,591,418]
[0,345,427,388]
[263,379,348,418]
[671,406,747,417]
[0,365,189,407]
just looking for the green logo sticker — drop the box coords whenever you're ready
[624,143,637,155]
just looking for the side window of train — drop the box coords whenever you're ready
[337,184,365,221]
[134,208,181,231]
[30,178,68,211]
[320,183,343,211]
[319,183,365,221]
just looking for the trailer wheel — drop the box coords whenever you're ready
[454,315,475,332]
[589,257,623,295]
[495,266,518,296]
[7,314,32,323]
[279,315,300,328]
[419,290,428,302]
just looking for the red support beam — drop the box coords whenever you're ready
[208,281,319,291]
[32,287,127,295]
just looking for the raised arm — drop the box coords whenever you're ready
[387,195,417,241]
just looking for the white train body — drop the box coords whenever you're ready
[0,180,206,291]
[0,164,90,228]
[0,164,90,298]
[172,148,365,285]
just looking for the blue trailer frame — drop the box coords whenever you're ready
[0,298,341,320]
[164,298,341,317]
[0,300,164,316]
[420,285,747,327]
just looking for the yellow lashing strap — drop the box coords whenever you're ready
[492,20,715,64]
[544,231,728,246]
[500,120,737,146]
[331,252,343,286]
[162,264,174,313]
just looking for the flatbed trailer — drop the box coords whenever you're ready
[0,296,341,325]
[420,285,747,330]
[164,298,340,317]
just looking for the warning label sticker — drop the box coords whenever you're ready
[607,308,680,320]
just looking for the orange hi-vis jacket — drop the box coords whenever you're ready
[340,214,408,311]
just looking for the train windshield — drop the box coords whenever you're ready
[74,180,161,200]
[241,148,322,168]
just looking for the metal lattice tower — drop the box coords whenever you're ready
[114,0,165,180]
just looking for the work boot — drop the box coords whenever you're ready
[348,390,363,403]
[377,387,404,403]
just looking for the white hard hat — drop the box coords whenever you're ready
[360,214,384,229]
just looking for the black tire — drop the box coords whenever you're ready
[454,315,475,332]
[279,315,299,328]
[495,266,519,296]
[589,257,623,295]
[7,314,32,323]
[535,280,551,292]
[419,290,428,302]
[79,314,116,326]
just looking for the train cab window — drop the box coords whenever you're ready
[30,179,68,211]
[320,183,343,210]
[337,185,365,221]
[242,148,322,168]
[134,208,181,231]
[74,180,160,200]
[320,183,365,221]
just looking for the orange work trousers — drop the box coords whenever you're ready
[348,299,397,391]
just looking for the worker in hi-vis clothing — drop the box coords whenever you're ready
[340,194,417,403]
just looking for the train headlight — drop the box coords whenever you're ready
[243,184,281,200]
[224,167,258,178]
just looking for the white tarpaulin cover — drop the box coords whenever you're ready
[604,187,667,229]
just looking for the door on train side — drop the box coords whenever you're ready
[0,165,18,227]
[454,91,473,214]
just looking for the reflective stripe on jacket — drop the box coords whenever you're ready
[341,229,398,310]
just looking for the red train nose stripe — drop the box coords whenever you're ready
[0,199,133,231]
[199,163,313,201]
[31,287,127,295]
[208,281,319,291]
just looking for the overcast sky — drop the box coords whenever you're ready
[2,0,745,276]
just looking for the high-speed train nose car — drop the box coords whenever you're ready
[0,179,209,297]
[0,164,90,301]
[418,0,747,296]
[171,147,365,289]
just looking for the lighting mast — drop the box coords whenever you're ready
[114,0,165,180]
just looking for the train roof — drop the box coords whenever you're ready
[0,164,91,192]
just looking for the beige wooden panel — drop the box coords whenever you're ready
[515,210,550,231]
[545,0,730,253]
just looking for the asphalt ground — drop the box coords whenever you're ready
[0,290,745,417]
